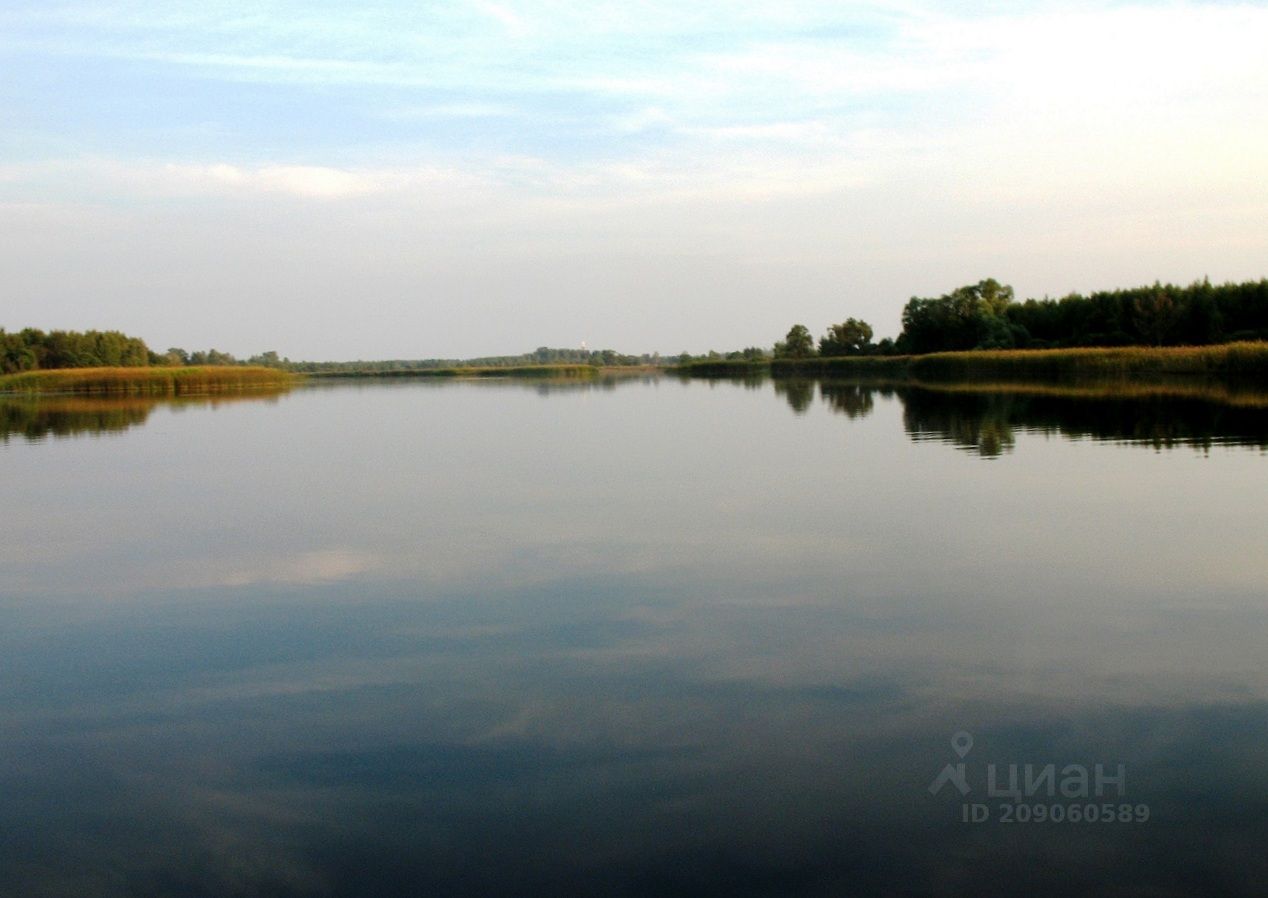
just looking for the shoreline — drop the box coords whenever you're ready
[7,343,1268,396]
[672,341,1268,382]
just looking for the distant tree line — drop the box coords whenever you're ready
[770,277,1268,360]
[285,346,663,373]
[162,347,290,367]
[674,346,771,365]
[9,277,1265,376]
[1,331,663,375]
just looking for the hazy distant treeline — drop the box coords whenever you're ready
[0,329,654,375]
[285,346,661,373]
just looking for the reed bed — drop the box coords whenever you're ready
[906,342,1268,380]
[0,366,298,396]
[678,342,1268,382]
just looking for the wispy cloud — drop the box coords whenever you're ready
[1,157,488,201]
[6,2,1267,149]
[184,163,384,199]
[378,102,519,121]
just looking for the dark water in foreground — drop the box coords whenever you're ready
[2,376,1267,897]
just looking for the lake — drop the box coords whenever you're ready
[3,375,1267,896]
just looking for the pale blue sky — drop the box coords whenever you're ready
[3,1,1267,358]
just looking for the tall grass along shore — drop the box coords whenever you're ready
[0,366,298,396]
[675,342,1268,382]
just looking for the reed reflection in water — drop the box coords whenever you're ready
[0,391,292,444]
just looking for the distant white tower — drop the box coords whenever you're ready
[581,340,588,354]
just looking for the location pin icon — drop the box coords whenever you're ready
[951,731,973,759]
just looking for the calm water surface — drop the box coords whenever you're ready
[2,377,1267,896]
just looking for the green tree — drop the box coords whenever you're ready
[776,324,815,359]
[1132,288,1180,346]
[248,350,281,367]
[898,279,1016,353]
[819,318,874,356]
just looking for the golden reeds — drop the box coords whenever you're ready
[0,366,298,396]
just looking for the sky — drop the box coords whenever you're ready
[2,1,1267,360]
